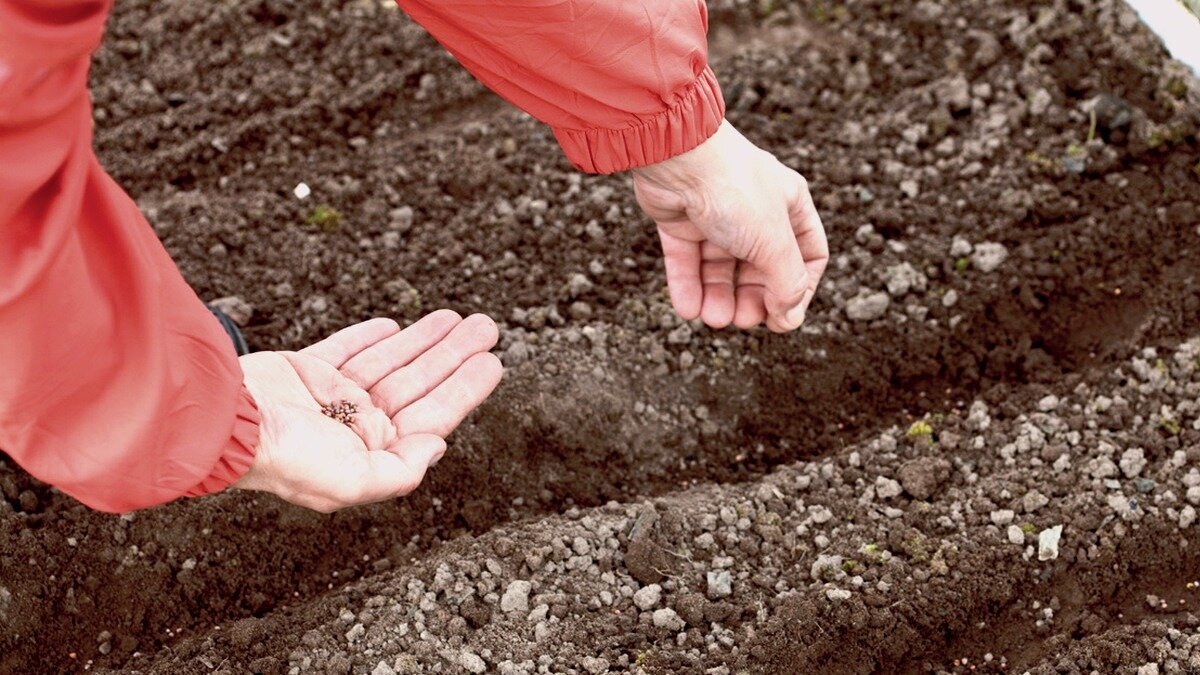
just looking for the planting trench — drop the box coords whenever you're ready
[2,0,1200,672]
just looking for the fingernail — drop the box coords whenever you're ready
[785,289,812,329]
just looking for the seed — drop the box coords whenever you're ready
[321,400,358,426]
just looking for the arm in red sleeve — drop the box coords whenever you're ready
[0,0,260,513]
[395,0,726,175]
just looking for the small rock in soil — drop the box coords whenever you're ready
[459,651,487,674]
[652,608,685,632]
[632,584,662,610]
[500,580,531,613]
[875,476,903,499]
[846,292,890,321]
[971,242,1008,273]
[581,656,610,674]
[706,571,732,599]
[826,588,852,602]
[1038,525,1063,561]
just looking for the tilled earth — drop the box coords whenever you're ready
[2,0,1199,673]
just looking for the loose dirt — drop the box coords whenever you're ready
[2,0,1199,673]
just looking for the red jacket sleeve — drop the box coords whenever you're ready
[0,0,260,513]
[395,0,726,175]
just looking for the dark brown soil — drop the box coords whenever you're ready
[2,0,1199,673]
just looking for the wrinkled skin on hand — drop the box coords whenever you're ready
[632,120,829,333]
[235,311,502,513]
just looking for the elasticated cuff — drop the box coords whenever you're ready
[552,67,726,175]
[184,385,261,497]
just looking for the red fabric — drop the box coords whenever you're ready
[396,0,725,174]
[0,0,722,511]
[0,0,260,513]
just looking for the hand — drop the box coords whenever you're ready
[631,120,829,333]
[234,311,502,512]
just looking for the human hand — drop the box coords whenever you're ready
[234,311,502,512]
[630,120,829,332]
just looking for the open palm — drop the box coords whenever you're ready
[234,311,502,512]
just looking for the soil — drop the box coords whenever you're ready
[2,0,1199,673]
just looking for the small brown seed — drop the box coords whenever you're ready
[321,400,358,426]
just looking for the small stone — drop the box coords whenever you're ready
[306,295,329,314]
[883,262,927,298]
[1007,525,1025,545]
[345,623,365,642]
[566,273,594,298]
[899,180,920,199]
[1089,94,1133,135]
[209,296,253,326]
[1028,88,1053,116]
[1023,490,1049,513]
[652,608,685,632]
[706,571,732,599]
[581,657,610,674]
[971,243,1008,273]
[846,292,890,321]
[1188,487,1200,506]
[568,301,593,321]
[1037,395,1060,412]
[810,554,845,582]
[372,662,397,675]
[990,509,1015,526]
[1137,663,1160,675]
[293,182,311,200]
[875,476,903,500]
[633,584,662,610]
[1119,448,1147,478]
[1134,478,1156,494]
[501,580,532,613]
[825,588,852,602]
[942,289,959,308]
[949,236,973,257]
[1038,525,1063,561]
[460,652,487,674]
[1180,506,1196,529]
[935,75,971,114]
[390,206,415,232]
[667,322,693,345]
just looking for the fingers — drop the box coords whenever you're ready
[788,180,830,312]
[699,242,737,328]
[371,313,499,417]
[394,352,504,437]
[283,353,398,451]
[300,318,401,368]
[733,285,767,329]
[340,309,463,389]
[658,230,703,321]
[758,177,827,333]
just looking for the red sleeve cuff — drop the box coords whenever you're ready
[552,67,726,175]
[184,384,260,497]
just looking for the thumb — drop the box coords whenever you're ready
[758,219,811,333]
[368,433,448,499]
